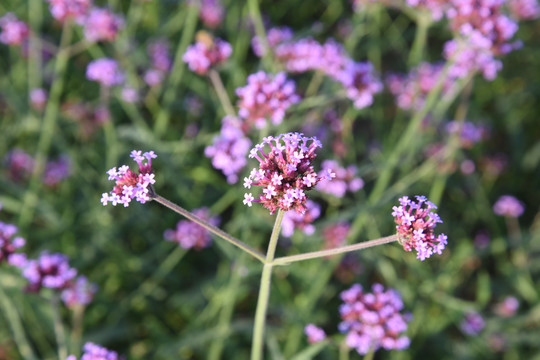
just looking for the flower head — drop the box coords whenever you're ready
[86,58,124,87]
[83,7,124,43]
[67,342,121,360]
[281,200,321,237]
[163,208,220,250]
[183,33,231,75]
[17,251,77,293]
[243,133,333,214]
[460,312,485,335]
[30,88,48,111]
[493,195,524,217]
[323,222,350,250]
[339,283,411,355]
[494,296,519,317]
[0,218,26,266]
[43,155,71,187]
[46,0,91,23]
[304,324,326,344]
[0,13,29,46]
[61,276,98,308]
[316,160,363,198]
[101,150,157,207]
[199,0,224,28]
[392,195,447,261]
[338,61,383,109]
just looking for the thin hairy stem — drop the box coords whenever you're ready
[208,69,236,117]
[51,295,67,360]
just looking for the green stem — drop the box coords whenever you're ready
[251,209,285,360]
[339,339,349,360]
[136,246,187,298]
[208,69,235,117]
[70,305,85,357]
[248,0,274,71]
[408,15,430,67]
[273,234,398,266]
[0,286,38,360]
[18,19,73,228]
[304,71,325,98]
[363,350,375,360]
[154,3,199,137]
[51,295,68,360]
[28,0,43,91]
[151,193,266,263]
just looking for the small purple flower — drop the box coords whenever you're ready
[67,342,121,360]
[18,251,77,293]
[199,0,224,28]
[243,133,334,215]
[83,8,124,43]
[0,13,29,46]
[46,0,91,23]
[183,35,231,75]
[251,26,293,57]
[163,208,219,250]
[508,0,540,20]
[316,160,363,198]
[5,148,35,181]
[0,217,26,266]
[493,195,524,218]
[144,68,165,87]
[406,0,449,21]
[392,195,447,261]
[339,283,411,355]
[86,58,124,87]
[101,150,157,207]
[148,39,172,72]
[30,88,48,111]
[304,324,326,344]
[494,296,519,318]
[43,155,71,187]
[120,87,139,103]
[338,61,382,109]
[204,116,252,184]
[445,120,487,148]
[281,200,321,237]
[323,222,350,250]
[460,312,485,335]
[61,276,98,308]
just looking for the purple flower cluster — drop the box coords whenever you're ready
[199,0,224,28]
[339,283,411,355]
[43,155,72,187]
[406,0,449,21]
[86,58,124,87]
[493,195,524,217]
[183,36,231,75]
[46,0,91,23]
[163,208,220,250]
[101,150,157,207]
[83,8,124,43]
[494,296,519,317]
[67,342,120,360]
[18,251,77,293]
[243,133,334,214]
[4,149,71,187]
[445,120,488,148]
[281,200,321,237]
[30,88,48,111]
[316,160,363,198]
[143,39,172,87]
[322,222,350,250]
[252,30,382,109]
[0,214,26,266]
[236,71,300,129]
[204,116,252,184]
[0,13,29,46]
[61,276,98,308]
[460,312,485,335]
[392,196,447,261]
[304,324,326,344]
[508,0,540,20]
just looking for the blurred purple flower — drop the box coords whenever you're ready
[0,216,26,266]
[474,231,490,249]
[392,195,447,261]
[445,120,488,148]
[148,39,172,72]
[494,296,519,318]
[339,283,411,355]
[281,200,321,237]
[252,26,293,57]
[144,68,165,87]
[236,71,300,129]
[5,148,35,182]
[86,58,124,87]
[61,276,98,308]
[460,312,485,335]
[18,251,77,293]
[120,87,139,103]
[323,222,350,251]
[183,35,231,75]
[30,88,48,111]
[508,0,540,20]
[304,324,326,344]
[338,61,382,109]
[0,13,29,46]
[204,116,251,184]
[199,0,224,28]
[243,133,334,214]
[83,8,124,43]
[406,0,449,21]
[493,195,524,217]
[67,342,121,360]
[101,150,157,207]
[46,0,91,23]
[43,155,71,187]
[164,208,219,250]
[317,160,363,198]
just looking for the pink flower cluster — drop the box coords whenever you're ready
[46,0,91,23]
[101,150,157,207]
[30,88,48,111]
[163,208,220,250]
[67,342,120,360]
[204,116,252,184]
[83,7,124,43]
[507,0,540,20]
[316,160,364,198]
[304,324,327,344]
[494,296,519,317]
[281,200,321,237]
[183,37,232,75]
[0,13,29,46]
[339,283,411,355]
[392,196,447,261]
[61,276,98,308]
[199,0,224,28]
[17,251,77,293]
[144,39,172,87]
[86,58,124,87]
[0,215,26,266]
[493,195,524,217]
[236,71,300,129]
[243,133,334,214]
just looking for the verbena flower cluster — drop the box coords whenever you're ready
[322,222,350,250]
[339,283,411,355]
[163,208,220,250]
[183,35,232,75]
[0,215,26,266]
[199,0,225,28]
[304,324,327,344]
[392,196,447,261]
[67,342,121,360]
[316,160,364,198]
[101,150,157,207]
[17,251,77,293]
[236,71,300,129]
[83,7,124,43]
[86,58,124,87]
[30,88,48,111]
[445,120,488,148]
[0,13,29,46]
[460,312,485,335]
[281,200,321,237]
[494,296,519,317]
[493,195,524,217]
[61,276,98,308]
[46,0,92,23]
[4,149,71,187]
[243,133,334,214]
